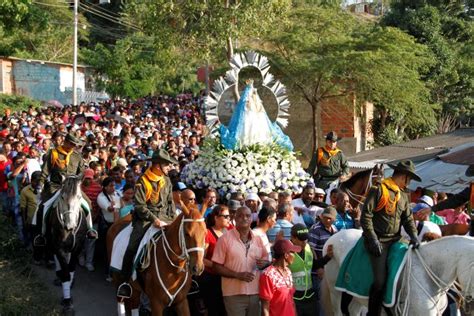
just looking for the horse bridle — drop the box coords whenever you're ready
[55,202,82,250]
[344,169,375,206]
[152,217,205,306]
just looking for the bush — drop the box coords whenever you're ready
[0,94,42,115]
[0,214,59,315]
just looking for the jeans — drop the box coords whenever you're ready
[312,273,325,316]
[81,223,98,265]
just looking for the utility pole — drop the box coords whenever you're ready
[73,0,78,106]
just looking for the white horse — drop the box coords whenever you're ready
[322,229,474,316]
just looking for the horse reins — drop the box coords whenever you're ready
[150,217,205,306]
[396,247,471,316]
[55,203,83,251]
[344,169,375,206]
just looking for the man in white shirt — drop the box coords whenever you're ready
[292,186,325,225]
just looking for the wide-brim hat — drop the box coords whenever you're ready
[466,165,474,177]
[388,160,422,182]
[64,133,84,146]
[325,131,342,142]
[149,148,178,165]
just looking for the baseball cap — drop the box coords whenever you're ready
[273,239,302,256]
[245,192,259,202]
[314,188,325,195]
[291,223,309,241]
[417,195,434,207]
[83,168,95,179]
[321,206,337,219]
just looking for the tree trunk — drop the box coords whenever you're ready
[225,1,239,102]
[311,101,320,154]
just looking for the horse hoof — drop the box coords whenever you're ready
[61,298,74,314]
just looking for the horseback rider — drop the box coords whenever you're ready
[117,148,177,298]
[421,164,474,236]
[34,133,97,246]
[307,131,350,191]
[361,160,421,316]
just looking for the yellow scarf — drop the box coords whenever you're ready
[51,146,73,169]
[142,166,165,203]
[317,146,341,166]
[375,177,401,216]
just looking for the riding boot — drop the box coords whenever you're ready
[367,287,384,316]
[117,249,135,299]
[33,205,47,247]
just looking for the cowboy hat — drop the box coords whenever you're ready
[325,131,342,142]
[149,148,178,165]
[388,160,422,182]
[64,133,84,146]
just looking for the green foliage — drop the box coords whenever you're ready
[83,35,203,98]
[264,6,435,147]
[123,0,292,62]
[0,94,41,113]
[0,0,89,63]
[382,0,474,129]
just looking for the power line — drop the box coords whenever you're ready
[32,1,69,8]
[82,1,122,19]
[79,2,141,31]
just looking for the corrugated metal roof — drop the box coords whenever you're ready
[348,128,474,166]
[439,145,474,165]
[406,158,471,194]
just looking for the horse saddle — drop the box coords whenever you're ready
[110,224,162,280]
[335,237,409,307]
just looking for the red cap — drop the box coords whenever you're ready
[83,168,95,179]
[273,239,301,256]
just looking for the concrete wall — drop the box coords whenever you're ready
[0,57,105,105]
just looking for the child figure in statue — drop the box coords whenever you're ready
[220,79,294,151]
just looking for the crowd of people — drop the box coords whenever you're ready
[0,93,472,316]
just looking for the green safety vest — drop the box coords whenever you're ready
[289,244,314,300]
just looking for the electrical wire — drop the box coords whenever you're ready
[79,2,141,31]
[32,1,70,8]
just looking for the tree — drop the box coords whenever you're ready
[382,0,474,130]
[0,0,88,63]
[263,6,435,150]
[83,34,203,98]
[123,0,291,98]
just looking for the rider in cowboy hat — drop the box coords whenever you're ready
[35,133,97,246]
[307,131,350,191]
[361,160,421,316]
[422,164,474,236]
[118,148,178,298]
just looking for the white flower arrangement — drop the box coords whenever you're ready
[181,137,313,199]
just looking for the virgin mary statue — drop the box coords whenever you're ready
[220,80,294,151]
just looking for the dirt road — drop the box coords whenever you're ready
[33,261,117,315]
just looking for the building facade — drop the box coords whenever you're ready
[0,56,107,105]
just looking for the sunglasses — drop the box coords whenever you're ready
[218,214,230,219]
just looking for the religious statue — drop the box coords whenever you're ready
[219,79,293,151]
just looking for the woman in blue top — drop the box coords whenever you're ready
[118,184,134,219]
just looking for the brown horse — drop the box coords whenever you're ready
[339,164,385,209]
[440,223,470,236]
[107,202,207,315]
